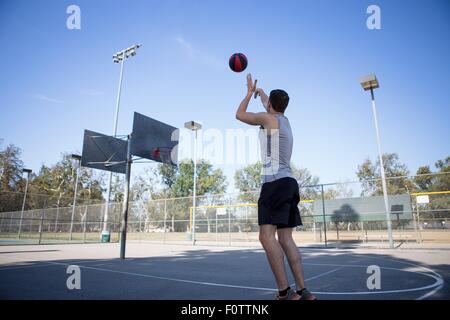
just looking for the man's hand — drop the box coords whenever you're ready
[254,88,263,98]
[246,73,256,96]
[255,88,269,111]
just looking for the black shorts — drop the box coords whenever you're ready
[258,177,302,229]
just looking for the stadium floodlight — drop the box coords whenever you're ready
[112,44,141,63]
[184,121,202,131]
[103,44,142,242]
[184,121,202,245]
[69,154,82,241]
[18,168,32,238]
[71,154,81,161]
[360,73,394,249]
[360,74,379,91]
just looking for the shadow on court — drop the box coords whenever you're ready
[0,243,448,300]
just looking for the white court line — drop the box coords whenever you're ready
[289,267,344,289]
[0,258,119,271]
[0,254,444,297]
[289,255,368,288]
[416,284,444,300]
[383,257,445,300]
[305,267,344,282]
[0,263,58,271]
[0,254,278,292]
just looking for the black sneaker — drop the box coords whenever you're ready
[298,288,317,300]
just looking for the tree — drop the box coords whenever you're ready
[414,166,433,191]
[356,153,413,196]
[324,183,355,200]
[160,160,227,198]
[413,157,449,193]
[0,143,24,192]
[157,160,228,232]
[109,174,125,203]
[131,167,158,202]
[291,164,320,200]
[414,156,450,221]
[233,161,320,212]
[0,143,26,213]
[433,157,450,191]
[234,162,263,203]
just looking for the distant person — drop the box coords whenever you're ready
[235,74,316,300]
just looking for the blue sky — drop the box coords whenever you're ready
[0,0,449,192]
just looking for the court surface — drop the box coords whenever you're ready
[0,242,449,300]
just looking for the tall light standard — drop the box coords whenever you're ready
[102,44,141,242]
[70,154,82,241]
[18,168,32,239]
[360,74,394,248]
[184,121,202,245]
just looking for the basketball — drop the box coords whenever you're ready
[151,148,161,159]
[229,53,248,72]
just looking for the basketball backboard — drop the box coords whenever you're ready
[81,129,127,174]
[131,112,179,165]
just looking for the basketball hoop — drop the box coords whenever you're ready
[150,147,173,164]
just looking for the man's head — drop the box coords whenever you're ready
[268,89,289,113]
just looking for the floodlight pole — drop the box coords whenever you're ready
[70,155,82,241]
[18,169,31,239]
[120,135,132,259]
[103,44,140,240]
[184,121,202,246]
[192,129,198,246]
[103,57,124,238]
[369,87,394,248]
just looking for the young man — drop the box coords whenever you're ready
[235,74,316,300]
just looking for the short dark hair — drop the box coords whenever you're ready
[269,89,289,113]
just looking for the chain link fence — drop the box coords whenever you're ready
[0,173,449,246]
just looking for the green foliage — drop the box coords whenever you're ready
[415,157,450,220]
[159,160,227,198]
[234,162,320,203]
[433,157,450,191]
[357,153,413,196]
[291,164,320,200]
[414,166,433,191]
[30,153,105,206]
[0,146,105,213]
[0,143,24,192]
[155,160,227,232]
[234,162,263,192]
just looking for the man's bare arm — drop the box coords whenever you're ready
[235,74,270,126]
[256,88,269,111]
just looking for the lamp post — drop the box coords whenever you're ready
[103,44,141,242]
[18,168,32,239]
[360,74,394,248]
[184,121,202,245]
[70,154,82,241]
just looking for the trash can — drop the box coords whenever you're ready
[185,232,192,241]
[101,230,110,243]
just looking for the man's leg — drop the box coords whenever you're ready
[259,224,290,290]
[277,228,306,290]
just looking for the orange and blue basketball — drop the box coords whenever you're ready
[229,53,248,72]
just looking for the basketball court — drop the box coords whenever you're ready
[0,242,448,300]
